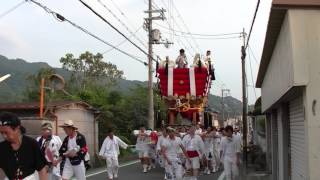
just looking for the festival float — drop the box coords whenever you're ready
[156,54,215,125]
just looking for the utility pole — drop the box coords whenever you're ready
[145,0,168,129]
[241,28,248,172]
[221,88,230,127]
[147,0,154,130]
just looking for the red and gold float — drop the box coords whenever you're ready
[156,61,213,125]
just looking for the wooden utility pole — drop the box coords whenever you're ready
[241,28,248,170]
[145,1,167,129]
[147,0,154,129]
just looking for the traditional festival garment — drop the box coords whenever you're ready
[99,136,128,179]
[161,136,184,180]
[59,132,87,180]
[220,135,241,180]
[37,135,62,180]
[182,134,205,170]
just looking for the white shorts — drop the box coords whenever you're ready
[185,156,200,170]
[138,151,149,158]
[62,159,86,180]
[223,158,239,179]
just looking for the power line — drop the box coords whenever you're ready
[78,0,156,62]
[0,0,26,19]
[96,0,148,49]
[248,45,259,64]
[247,48,257,99]
[28,0,148,66]
[105,0,163,62]
[107,0,148,46]
[171,0,201,52]
[155,22,242,37]
[245,0,261,50]
[160,30,241,40]
[102,26,143,54]
[155,0,199,55]
[150,1,194,57]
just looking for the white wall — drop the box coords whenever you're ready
[261,13,295,111]
[55,106,97,162]
[288,9,320,180]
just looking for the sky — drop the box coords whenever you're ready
[0,0,272,104]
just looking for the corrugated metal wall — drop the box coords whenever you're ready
[271,111,279,179]
[289,97,307,180]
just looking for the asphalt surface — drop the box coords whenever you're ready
[87,162,222,180]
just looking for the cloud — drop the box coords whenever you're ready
[0,25,30,55]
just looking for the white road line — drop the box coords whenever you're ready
[86,160,140,178]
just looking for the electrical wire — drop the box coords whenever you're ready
[107,0,148,47]
[155,0,198,54]
[96,0,148,49]
[248,45,259,65]
[160,29,241,40]
[171,0,201,52]
[245,0,260,50]
[247,48,257,99]
[28,0,148,66]
[102,26,143,54]
[0,0,26,19]
[155,22,242,37]
[150,1,194,57]
[78,0,156,62]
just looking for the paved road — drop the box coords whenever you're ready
[87,161,222,180]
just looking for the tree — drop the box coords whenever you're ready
[60,51,124,90]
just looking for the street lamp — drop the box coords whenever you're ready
[0,74,11,83]
[40,74,70,118]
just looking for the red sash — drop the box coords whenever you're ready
[187,151,199,158]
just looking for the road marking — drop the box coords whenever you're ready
[86,160,140,178]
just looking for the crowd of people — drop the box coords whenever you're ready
[0,112,89,180]
[133,124,242,180]
[0,111,242,180]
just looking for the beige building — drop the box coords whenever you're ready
[256,0,320,180]
[0,100,100,165]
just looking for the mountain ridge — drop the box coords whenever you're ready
[0,55,242,115]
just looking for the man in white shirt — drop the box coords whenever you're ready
[156,128,168,179]
[55,120,88,180]
[175,49,188,68]
[220,126,241,180]
[99,129,128,180]
[135,127,151,173]
[37,122,62,180]
[234,127,242,146]
[204,50,212,66]
[182,126,205,180]
[203,126,217,175]
[156,128,168,167]
[211,127,221,173]
[203,50,215,80]
[161,127,188,180]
